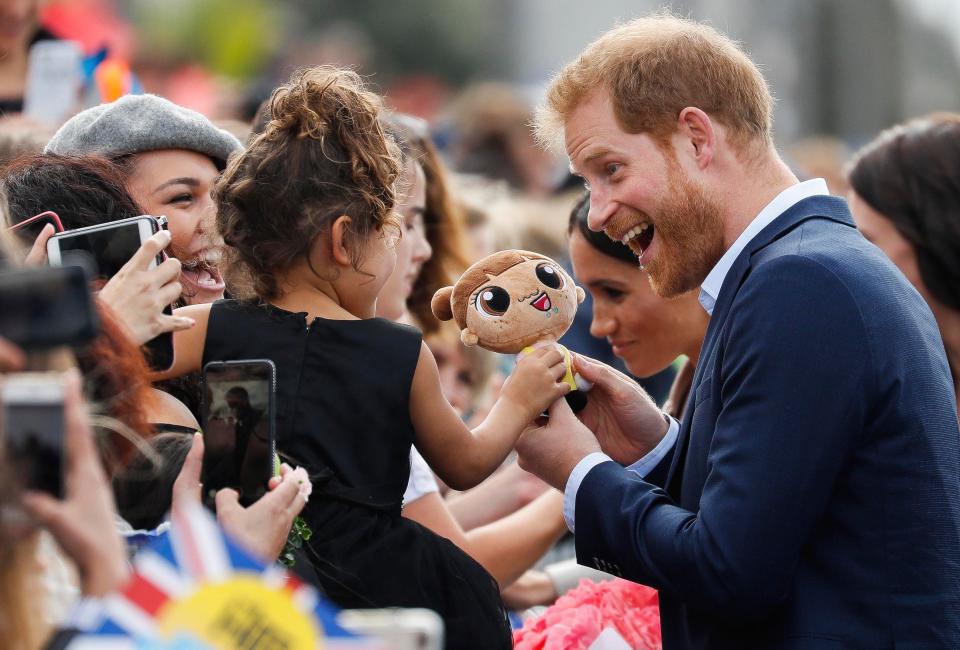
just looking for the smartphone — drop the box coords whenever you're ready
[337,609,443,650]
[47,215,175,370]
[8,211,65,242]
[46,215,161,284]
[0,265,98,350]
[23,40,83,126]
[1,373,66,498]
[200,360,277,507]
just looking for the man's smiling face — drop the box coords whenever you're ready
[565,90,726,297]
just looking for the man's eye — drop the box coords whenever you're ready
[606,163,621,176]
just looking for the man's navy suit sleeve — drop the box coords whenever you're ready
[574,255,873,620]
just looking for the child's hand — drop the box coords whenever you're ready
[499,344,571,422]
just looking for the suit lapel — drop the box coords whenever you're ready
[663,196,854,495]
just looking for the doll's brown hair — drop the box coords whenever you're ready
[431,249,553,329]
[215,66,402,300]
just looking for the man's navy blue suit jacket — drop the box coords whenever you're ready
[574,196,960,649]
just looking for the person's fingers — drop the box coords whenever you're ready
[126,230,172,271]
[21,490,65,527]
[528,346,564,366]
[287,490,307,519]
[549,360,569,381]
[552,381,573,399]
[267,475,282,491]
[24,223,54,266]
[572,353,619,389]
[156,280,185,308]
[172,433,205,505]
[155,314,195,336]
[214,487,241,514]
[0,337,25,371]
[266,473,302,510]
[151,257,182,286]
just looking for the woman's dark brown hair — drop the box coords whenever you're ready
[215,65,403,300]
[2,154,141,233]
[847,113,960,312]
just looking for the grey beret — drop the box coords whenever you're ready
[44,94,242,168]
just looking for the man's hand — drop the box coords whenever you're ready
[573,354,669,464]
[98,230,195,345]
[516,397,602,491]
[22,369,130,597]
[171,434,308,561]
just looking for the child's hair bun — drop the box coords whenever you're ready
[268,66,358,141]
[431,286,455,322]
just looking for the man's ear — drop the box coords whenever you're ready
[676,107,715,170]
[461,329,479,347]
[576,286,586,304]
[330,215,353,266]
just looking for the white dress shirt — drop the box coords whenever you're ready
[563,179,831,532]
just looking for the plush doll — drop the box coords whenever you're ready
[431,249,592,411]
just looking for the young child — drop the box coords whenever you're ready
[162,66,569,649]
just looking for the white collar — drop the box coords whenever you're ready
[698,178,830,315]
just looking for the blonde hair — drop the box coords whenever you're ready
[535,13,774,155]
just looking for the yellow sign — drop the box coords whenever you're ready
[158,577,321,650]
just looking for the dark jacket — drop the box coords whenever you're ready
[575,196,960,649]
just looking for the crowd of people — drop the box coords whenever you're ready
[1,4,959,650]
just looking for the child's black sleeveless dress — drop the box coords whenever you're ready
[203,300,512,649]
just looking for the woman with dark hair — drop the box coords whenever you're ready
[44,94,243,306]
[4,154,200,432]
[567,192,708,417]
[846,113,960,406]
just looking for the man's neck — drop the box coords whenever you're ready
[718,151,800,250]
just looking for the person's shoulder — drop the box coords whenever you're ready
[754,218,912,306]
[368,317,424,342]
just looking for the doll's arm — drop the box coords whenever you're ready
[151,303,210,381]
[410,342,570,490]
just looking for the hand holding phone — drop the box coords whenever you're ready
[47,216,182,370]
[201,360,277,507]
[17,369,130,596]
[98,230,195,348]
[10,212,64,267]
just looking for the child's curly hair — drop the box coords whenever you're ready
[215,66,403,300]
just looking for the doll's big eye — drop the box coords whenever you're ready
[476,286,510,318]
[535,263,564,290]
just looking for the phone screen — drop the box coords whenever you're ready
[0,266,98,350]
[52,221,150,284]
[201,361,275,507]
[2,377,65,498]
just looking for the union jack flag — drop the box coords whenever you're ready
[65,503,386,649]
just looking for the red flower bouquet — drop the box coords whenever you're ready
[514,578,662,650]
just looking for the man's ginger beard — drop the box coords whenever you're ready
[645,158,726,298]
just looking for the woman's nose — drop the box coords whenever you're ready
[590,305,615,338]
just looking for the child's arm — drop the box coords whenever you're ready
[151,303,212,381]
[410,342,570,490]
